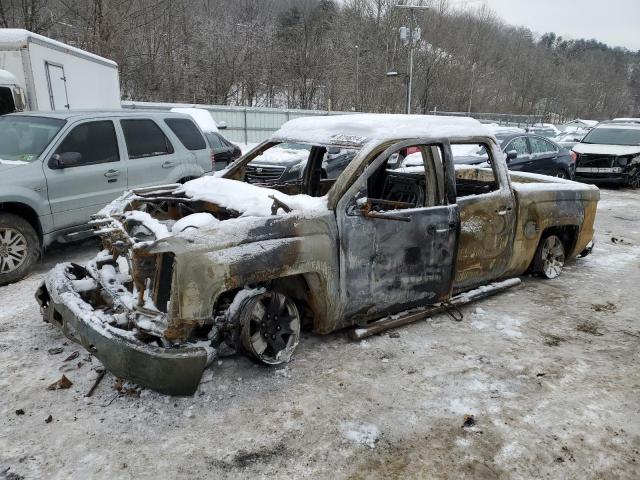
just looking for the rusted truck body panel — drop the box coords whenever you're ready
[36,114,599,394]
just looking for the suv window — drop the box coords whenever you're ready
[505,137,529,156]
[55,121,119,166]
[121,119,174,159]
[164,118,206,151]
[530,136,557,154]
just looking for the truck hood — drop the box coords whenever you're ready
[94,177,329,254]
[573,143,640,156]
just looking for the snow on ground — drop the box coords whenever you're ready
[0,189,639,479]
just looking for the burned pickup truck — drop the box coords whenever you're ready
[36,114,599,394]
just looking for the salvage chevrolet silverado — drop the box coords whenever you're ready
[36,114,599,394]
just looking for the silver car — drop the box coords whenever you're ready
[0,110,213,285]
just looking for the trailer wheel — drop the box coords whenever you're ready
[533,234,565,279]
[0,213,40,286]
[237,290,301,365]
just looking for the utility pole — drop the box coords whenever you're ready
[355,45,359,111]
[395,4,430,114]
[468,62,476,116]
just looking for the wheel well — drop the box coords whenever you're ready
[0,202,42,238]
[217,273,327,330]
[540,225,579,255]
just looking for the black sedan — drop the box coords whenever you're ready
[455,133,576,179]
[204,131,242,170]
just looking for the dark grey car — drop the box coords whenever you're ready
[455,133,576,179]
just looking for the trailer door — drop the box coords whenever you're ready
[45,63,69,110]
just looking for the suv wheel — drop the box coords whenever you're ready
[533,234,565,279]
[0,213,40,286]
[237,290,301,365]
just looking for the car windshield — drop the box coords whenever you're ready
[581,127,640,146]
[0,116,66,162]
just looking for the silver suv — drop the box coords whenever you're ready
[0,110,214,285]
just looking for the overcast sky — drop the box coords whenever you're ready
[464,0,640,51]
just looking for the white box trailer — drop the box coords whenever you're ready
[0,29,120,113]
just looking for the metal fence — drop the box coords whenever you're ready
[122,101,546,143]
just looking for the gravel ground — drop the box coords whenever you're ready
[1,188,639,480]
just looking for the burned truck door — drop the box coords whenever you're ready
[336,140,459,322]
[452,141,517,291]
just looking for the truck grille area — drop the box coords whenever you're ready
[577,154,616,169]
[245,165,286,184]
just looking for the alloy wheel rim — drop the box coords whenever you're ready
[0,228,28,273]
[244,292,300,364]
[541,236,565,279]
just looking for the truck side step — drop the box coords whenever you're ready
[351,278,522,340]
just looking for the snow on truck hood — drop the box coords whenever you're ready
[272,114,493,146]
[175,177,327,217]
[572,143,640,156]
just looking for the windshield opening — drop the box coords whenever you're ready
[0,116,66,163]
[581,127,640,147]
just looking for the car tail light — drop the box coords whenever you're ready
[570,151,578,163]
[210,150,216,171]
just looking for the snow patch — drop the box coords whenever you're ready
[341,421,380,449]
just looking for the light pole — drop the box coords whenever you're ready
[355,45,359,111]
[395,4,430,114]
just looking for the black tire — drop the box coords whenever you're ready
[533,234,565,279]
[0,213,40,286]
[554,169,569,179]
[235,289,301,365]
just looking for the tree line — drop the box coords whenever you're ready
[1,0,639,121]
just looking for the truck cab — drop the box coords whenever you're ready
[0,69,26,115]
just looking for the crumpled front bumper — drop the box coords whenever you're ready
[35,263,209,396]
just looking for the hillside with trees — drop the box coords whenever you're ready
[1,0,639,120]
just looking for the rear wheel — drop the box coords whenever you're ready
[238,290,301,365]
[0,213,40,286]
[533,234,565,279]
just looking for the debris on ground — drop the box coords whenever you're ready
[462,414,476,428]
[543,333,565,347]
[113,378,140,397]
[577,320,605,336]
[46,375,73,390]
[62,351,79,362]
[591,302,617,313]
[85,369,106,397]
[45,415,53,424]
[14,409,24,416]
[47,347,63,355]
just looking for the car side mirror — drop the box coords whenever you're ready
[50,152,82,169]
[217,121,227,130]
[506,150,518,162]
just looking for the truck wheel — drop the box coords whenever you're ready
[533,234,565,279]
[238,290,301,365]
[0,213,40,286]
